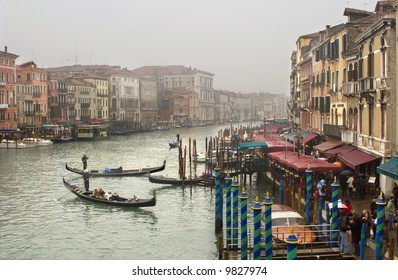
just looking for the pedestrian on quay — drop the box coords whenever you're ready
[338,210,351,255]
[340,175,348,198]
[359,174,367,199]
[317,179,326,208]
[82,154,88,170]
[368,198,378,239]
[361,209,372,247]
[385,196,396,230]
[344,199,352,215]
[347,175,354,199]
[382,219,390,259]
[348,210,362,257]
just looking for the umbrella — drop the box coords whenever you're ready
[328,199,347,209]
[339,169,354,177]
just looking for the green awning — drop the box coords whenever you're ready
[238,141,267,150]
[377,157,398,180]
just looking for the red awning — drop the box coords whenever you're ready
[303,133,319,144]
[337,149,379,169]
[324,145,356,158]
[268,151,342,172]
[313,140,343,152]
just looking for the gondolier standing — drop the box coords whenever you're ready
[83,169,90,192]
[82,154,88,170]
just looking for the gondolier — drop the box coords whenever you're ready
[82,154,88,170]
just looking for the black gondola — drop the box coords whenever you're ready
[62,177,156,207]
[65,160,166,177]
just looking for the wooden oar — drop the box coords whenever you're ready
[56,191,73,201]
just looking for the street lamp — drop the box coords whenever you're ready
[294,127,303,158]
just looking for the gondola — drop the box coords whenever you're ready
[65,160,166,177]
[169,134,180,148]
[148,174,211,186]
[62,177,156,207]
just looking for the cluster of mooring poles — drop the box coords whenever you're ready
[214,163,393,260]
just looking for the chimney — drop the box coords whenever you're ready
[5,46,7,53]
[325,25,331,37]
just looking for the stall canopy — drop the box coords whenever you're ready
[324,145,356,158]
[303,133,319,144]
[377,157,398,180]
[238,141,267,150]
[268,151,342,172]
[313,140,343,153]
[337,149,379,170]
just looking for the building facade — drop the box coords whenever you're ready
[0,46,19,130]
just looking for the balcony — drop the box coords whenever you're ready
[24,110,35,116]
[342,82,359,96]
[80,103,90,109]
[323,124,343,139]
[359,77,376,92]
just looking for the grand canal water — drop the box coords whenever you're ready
[0,123,271,260]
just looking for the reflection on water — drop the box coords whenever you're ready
[0,123,268,260]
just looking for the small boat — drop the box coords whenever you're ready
[148,174,210,186]
[261,204,316,245]
[62,177,156,207]
[65,160,166,177]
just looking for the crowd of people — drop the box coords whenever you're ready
[315,177,398,259]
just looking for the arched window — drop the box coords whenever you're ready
[335,108,338,125]
[343,108,346,128]
[354,107,359,131]
[349,108,353,130]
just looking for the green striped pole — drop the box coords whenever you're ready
[232,177,239,249]
[285,228,299,260]
[240,186,248,260]
[375,192,387,260]
[305,164,313,224]
[252,196,262,260]
[331,177,339,248]
[263,192,273,260]
[225,174,232,246]
[214,165,222,232]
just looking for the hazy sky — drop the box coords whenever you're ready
[1,0,379,94]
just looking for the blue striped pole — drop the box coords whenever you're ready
[317,196,323,236]
[232,177,239,250]
[252,196,262,260]
[263,192,273,260]
[331,177,339,248]
[285,228,299,260]
[360,223,366,260]
[375,192,387,260]
[305,164,313,224]
[225,174,232,246]
[214,165,222,232]
[240,186,248,260]
[279,179,284,204]
[325,203,330,244]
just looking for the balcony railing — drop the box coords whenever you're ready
[342,82,359,96]
[323,124,343,139]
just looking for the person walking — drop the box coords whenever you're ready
[82,154,88,170]
[347,175,354,199]
[361,209,372,247]
[338,211,351,255]
[348,210,361,257]
[317,179,326,208]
